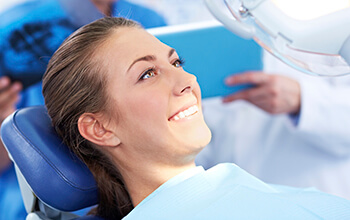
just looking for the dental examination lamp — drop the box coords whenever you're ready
[204,0,350,76]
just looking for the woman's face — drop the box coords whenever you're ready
[99,27,211,165]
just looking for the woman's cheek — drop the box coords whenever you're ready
[128,92,166,119]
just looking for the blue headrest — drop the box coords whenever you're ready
[1,106,98,211]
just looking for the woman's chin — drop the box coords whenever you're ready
[184,123,212,151]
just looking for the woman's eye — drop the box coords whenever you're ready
[173,58,185,68]
[140,68,156,80]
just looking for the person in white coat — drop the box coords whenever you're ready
[196,51,350,200]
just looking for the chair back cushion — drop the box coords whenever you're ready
[1,106,98,211]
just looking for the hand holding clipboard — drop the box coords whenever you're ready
[223,71,301,115]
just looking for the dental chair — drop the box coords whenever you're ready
[1,106,100,220]
[0,21,262,220]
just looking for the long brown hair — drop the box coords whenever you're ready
[42,17,141,219]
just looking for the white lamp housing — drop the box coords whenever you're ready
[205,0,350,76]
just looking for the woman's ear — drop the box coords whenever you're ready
[78,113,121,147]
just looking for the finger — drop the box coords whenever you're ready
[222,86,268,103]
[0,92,20,122]
[0,82,22,105]
[250,99,273,113]
[0,103,16,119]
[251,96,290,114]
[1,91,20,106]
[225,72,269,86]
[0,77,11,90]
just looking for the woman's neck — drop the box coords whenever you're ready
[119,161,197,207]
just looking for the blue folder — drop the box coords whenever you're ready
[149,22,263,98]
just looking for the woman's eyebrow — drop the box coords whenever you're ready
[168,48,175,58]
[127,48,176,72]
[128,55,155,72]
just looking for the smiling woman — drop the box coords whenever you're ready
[43,17,211,219]
[42,17,350,220]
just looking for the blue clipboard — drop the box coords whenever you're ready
[149,21,263,98]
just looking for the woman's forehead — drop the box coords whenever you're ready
[97,27,172,78]
[106,27,170,56]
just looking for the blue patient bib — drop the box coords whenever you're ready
[124,163,350,219]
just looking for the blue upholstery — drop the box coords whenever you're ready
[1,106,97,212]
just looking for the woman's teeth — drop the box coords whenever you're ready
[172,105,199,121]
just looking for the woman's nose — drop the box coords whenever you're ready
[172,69,197,96]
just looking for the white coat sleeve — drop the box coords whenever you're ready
[264,52,350,157]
